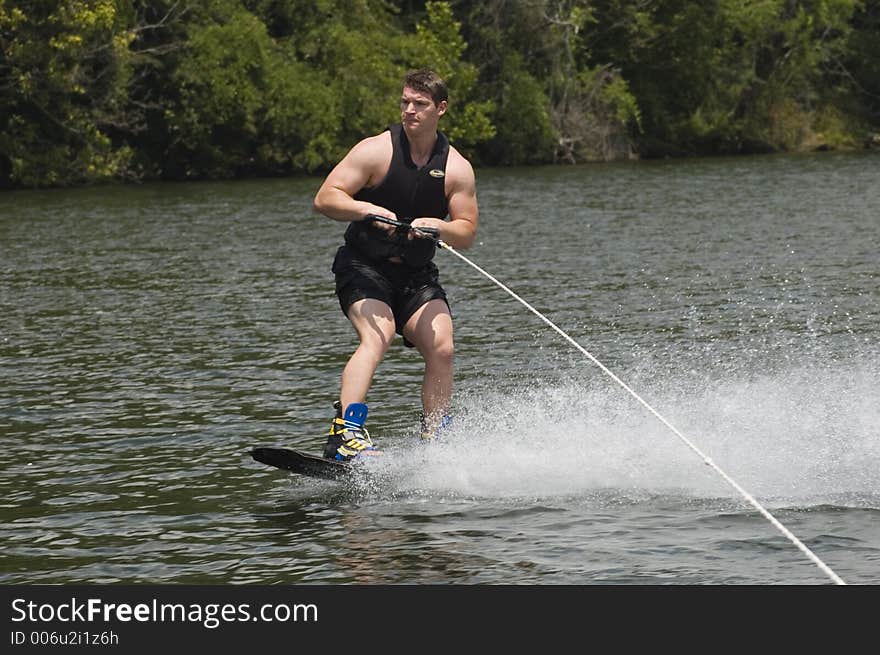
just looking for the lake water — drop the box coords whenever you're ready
[1,151,878,585]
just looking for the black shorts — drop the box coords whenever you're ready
[332,245,449,346]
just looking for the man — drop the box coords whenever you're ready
[313,69,479,461]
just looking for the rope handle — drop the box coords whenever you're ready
[364,214,441,240]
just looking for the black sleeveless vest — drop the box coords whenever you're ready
[344,123,450,267]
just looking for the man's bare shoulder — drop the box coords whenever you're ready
[446,145,476,191]
[328,131,391,188]
[335,131,392,188]
[347,131,392,163]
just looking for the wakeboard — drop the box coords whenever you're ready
[250,447,356,481]
[252,403,377,481]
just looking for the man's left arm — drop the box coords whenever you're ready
[411,149,478,249]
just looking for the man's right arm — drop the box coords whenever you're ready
[313,133,396,223]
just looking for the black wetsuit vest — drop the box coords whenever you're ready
[344,123,450,268]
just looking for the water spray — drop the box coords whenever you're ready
[366,214,846,585]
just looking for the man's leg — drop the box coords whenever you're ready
[324,298,395,460]
[402,299,454,431]
[340,298,397,411]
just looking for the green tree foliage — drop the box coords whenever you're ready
[463,1,556,165]
[844,0,880,129]
[488,53,556,165]
[280,0,411,151]
[465,1,640,163]
[585,0,865,155]
[1,0,137,187]
[1,0,877,188]
[407,1,495,157]
[142,0,495,178]
[165,7,336,177]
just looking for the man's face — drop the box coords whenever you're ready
[400,86,446,131]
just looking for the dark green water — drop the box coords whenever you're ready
[2,151,878,584]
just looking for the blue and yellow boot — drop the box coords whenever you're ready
[419,413,453,442]
[323,401,378,461]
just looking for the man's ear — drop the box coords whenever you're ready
[436,100,448,117]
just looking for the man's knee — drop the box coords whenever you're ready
[426,337,454,366]
[349,300,396,354]
[360,329,395,357]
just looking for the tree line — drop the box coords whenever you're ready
[1,0,878,188]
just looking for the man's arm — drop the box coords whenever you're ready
[313,132,396,223]
[410,147,479,249]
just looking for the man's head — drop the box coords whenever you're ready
[400,70,448,132]
[403,69,448,107]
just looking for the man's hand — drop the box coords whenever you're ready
[409,217,444,239]
[362,206,397,233]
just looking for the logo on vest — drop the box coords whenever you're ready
[429,169,445,178]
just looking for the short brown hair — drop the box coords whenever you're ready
[404,69,448,106]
